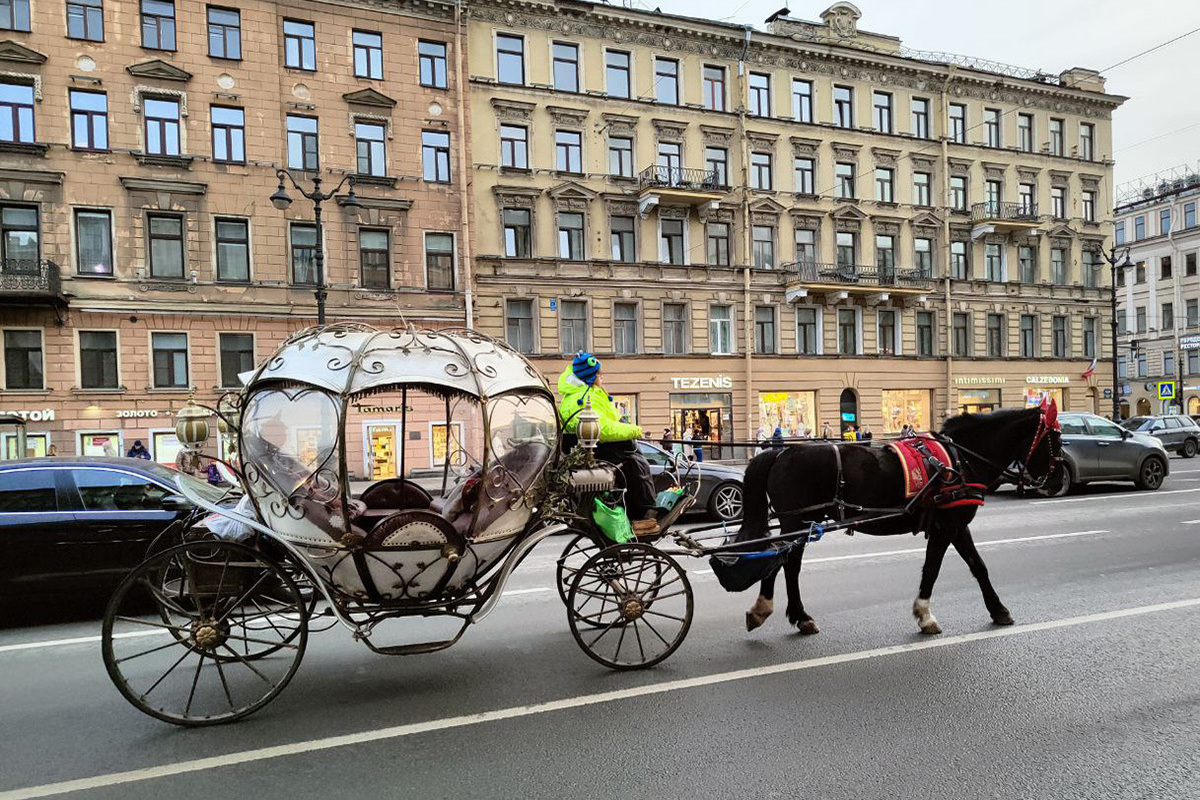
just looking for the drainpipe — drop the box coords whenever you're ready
[455,0,474,328]
[939,68,956,420]
[738,26,754,446]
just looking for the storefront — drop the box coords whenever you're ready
[880,389,931,433]
[609,394,638,425]
[0,408,55,458]
[958,388,1001,414]
[669,389,733,457]
[758,391,817,438]
[1024,375,1070,409]
[150,429,185,465]
[79,430,124,457]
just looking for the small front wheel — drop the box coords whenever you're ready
[567,543,692,670]
[708,482,744,521]
[1137,457,1166,491]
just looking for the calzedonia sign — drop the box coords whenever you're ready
[670,376,733,390]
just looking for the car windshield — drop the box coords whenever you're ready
[135,460,238,504]
[1121,417,1151,431]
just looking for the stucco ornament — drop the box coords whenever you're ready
[821,2,861,38]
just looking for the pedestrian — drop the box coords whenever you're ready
[205,462,224,486]
[861,423,873,441]
[692,425,705,463]
[46,444,57,457]
[175,447,203,476]
[842,424,857,441]
[126,440,152,460]
[821,421,832,439]
[771,426,785,448]
[755,424,768,455]
[659,427,672,451]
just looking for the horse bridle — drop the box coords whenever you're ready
[935,406,1064,493]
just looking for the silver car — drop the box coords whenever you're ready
[1119,415,1200,458]
[1044,413,1169,496]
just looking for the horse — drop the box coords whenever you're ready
[737,403,1063,636]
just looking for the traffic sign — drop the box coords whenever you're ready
[1157,381,1176,401]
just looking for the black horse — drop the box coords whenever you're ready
[737,405,1062,636]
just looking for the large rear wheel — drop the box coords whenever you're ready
[1137,456,1166,491]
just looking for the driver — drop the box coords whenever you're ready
[558,353,659,536]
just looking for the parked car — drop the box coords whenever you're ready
[1119,414,1200,457]
[1040,413,1170,496]
[0,457,231,599]
[636,441,744,521]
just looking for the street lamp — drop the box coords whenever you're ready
[269,170,362,326]
[1097,243,1133,420]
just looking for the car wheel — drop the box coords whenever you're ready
[1038,464,1073,498]
[1136,457,1166,491]
[708,482,744,521]
[1183,439,1198,459]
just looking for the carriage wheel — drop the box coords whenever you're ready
[555,531,605,610]
[567,543,692,670]
[102,541,308,727]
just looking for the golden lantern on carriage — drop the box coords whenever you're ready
[174,399,210,452]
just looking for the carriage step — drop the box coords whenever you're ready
[363,639,460,656]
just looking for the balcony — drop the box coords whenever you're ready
[783,261,933,302]
[637,166,725,216]
[0,259,67,312]
[970,201,1041,239]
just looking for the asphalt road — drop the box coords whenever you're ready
[3,464,1200,800]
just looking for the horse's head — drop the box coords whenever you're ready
[941,401,1063,490]
[1021,398,1064,492]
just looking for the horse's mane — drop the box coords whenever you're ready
[941,407,1037,438]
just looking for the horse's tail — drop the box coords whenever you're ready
[736,448,781,542]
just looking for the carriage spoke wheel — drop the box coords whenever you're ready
[102,541,308,727]
[556,532,603,611]
[567,543,692,670]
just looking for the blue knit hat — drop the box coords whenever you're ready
[572,352,601,385]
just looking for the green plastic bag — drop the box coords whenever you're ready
[592,497,634,543]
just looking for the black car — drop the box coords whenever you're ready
[636,441,744,521]
[0,457,230,599]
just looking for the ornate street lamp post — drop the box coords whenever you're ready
[1098,244,1133,420]
[270,171,362,326]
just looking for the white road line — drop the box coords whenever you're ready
[4,595,1199,800]
[800,529,1110,565]
[1032,487,1200,504]
[0,629,162,654]
[504,587,552,596]
[1181,520,1200,525]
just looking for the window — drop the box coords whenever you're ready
[1083,317,1097,359]
[0,205,37,262]
[703,65,725,111]
[983,108,1001,147]
[1160,207,1171,235]
[1012,113,1033,153]
[663,302,687,355]
[950,241,968,279]
[355,121,386,177]
[1162,255,1173,279]
[1137,351,1147,378]
[796,307,819,354]
[1117,355,1127,378]
[67,0,102,40]
[985,243,1003,281]
[835,162,855,199]
[910,97,930,139]
[872,91,892,133]
[496,34,524,85]
[1136,306,1146,333]
[750,151,772,190]
[1051,247,1066,284]
[1189,299,1199,327]
[948,103,966,143]
[749,72,770,117]
[1049,118,1064,156]
[218,333,253,388]
[150,332,187,388]
[75,210,112,275]
[555,129,582,174]
[350,30,384,80]
[147,214,184,278]
[1052,316,1068,358]
[1191,352,1200,376]
[558,212,584,260]
[916,311,934,356]
[80,330,117,389]
[1019,182,1035,214]
[500,125,528,170]
[0,0,29,31]
[874,168,894,203]
[4,330,42,389]
[833,85,853,128]
[876,235,895,281]
[1186,203,1197,229]
[614,302,639,355]
[1134,215,1145,240]
[425,233,454,290]
[754,306,776,354]
[141,0,175,50]
[656,141,682,175]
[605,50,630,98]
[952,312,970,356]
[1165,351,1176,376]
[1085,249,1102,288]
[143,97,180,156]
[610,216,635,262]
[837,308,858,355]
[214,217,249,282]
[70,90,107,150]
[290,224,317,284]
[0,82,35,143]
[211,106,245,163]
[661,219,685,265]
[710,305,733,355]
[1163,302,1175,330]
[503,208,531,258]
[1051,186,1066,219]
[986,313,1004,357]
[505,299,534,353]
[794,157,815,194]
[706,147,728,186]
[1189,252,1198,277]
[422,130,451,182]
[1019,245,1036,283]
[548,42,580,93]
[607,136,632,177]
[286,115,318,170]
[877,309,897,355]
[912,172,931,206]
[787,229,814,266]
[560,300,587,353]
[1019,314,1036,357]
[792,79,813,123]
[707,222,730,266]
[752,225,775,269]
[359,229,389,289]
[836,231,856,269]
[984,179,1001,213]
[914,237,931,277]
[1080,190,1097,223]
[656,58,680,105]
[419,41,448,89]
[284,20,316,70]
[1115,221,1126,245]
[207,7,240,59]
[1080,123,1094,161]
[950,176,967,210]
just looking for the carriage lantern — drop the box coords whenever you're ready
[174,400,210,452]
[576,401,601,451]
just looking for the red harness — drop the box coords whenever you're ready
[887,435,987,510]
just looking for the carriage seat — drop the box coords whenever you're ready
[429,441,552,539]
[359,478,433,511]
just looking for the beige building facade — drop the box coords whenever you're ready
[467,0,1124,445]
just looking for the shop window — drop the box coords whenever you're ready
[211,106,245,163]
[207,7,241,59]
[287,115,319,170]
[560,299,587,354]
[422,130,451,183]
[419,41,448,89]
[4,329,43,389]
[150,331,188,388]
[960,388,1001,415]
[78,432,121,457]
[505,298,534,354]
[215,218,249,282]
[75,209,113,276]
[70,90,108,150]
[352,30,383,79]
[424,232,454,290]
[283,19,316,70]
[79,330,117,389]
[710,305,733,355]
[662,302,687,355]
[359,229,389,289]
[613,302,638,355]
[147,214,184,279]
[218,332,253,388]
[759,391,816,438]
[881,390,930,434]
[796,307,819,354]
[754,306,776,354]
[141,0,175,50]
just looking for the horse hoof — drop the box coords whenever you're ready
[746,611,768,632]
[919,621,942,635]
[796,619,820,636]
[992,612,1014,626]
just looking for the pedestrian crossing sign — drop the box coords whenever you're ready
[1157,381,1176,401]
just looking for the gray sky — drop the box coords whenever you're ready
[647,0,1200,191]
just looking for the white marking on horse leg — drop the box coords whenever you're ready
[912,597,942,635]
[745,595,774,631]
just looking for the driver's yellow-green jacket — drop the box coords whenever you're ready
[557,366,643,443]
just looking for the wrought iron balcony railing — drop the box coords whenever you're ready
[638,166,722,191]
[971,201,1039,223]
[783,261,934,290]
[0,259,63,300]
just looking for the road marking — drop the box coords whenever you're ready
[504,587,552,596]
[0,629,162,654]
[4,595,1199,800]
[1181,520,1200,525]
[1032,487,1200,504]
[800,529,1110,565]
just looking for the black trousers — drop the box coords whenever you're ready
[595,441,656,519]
